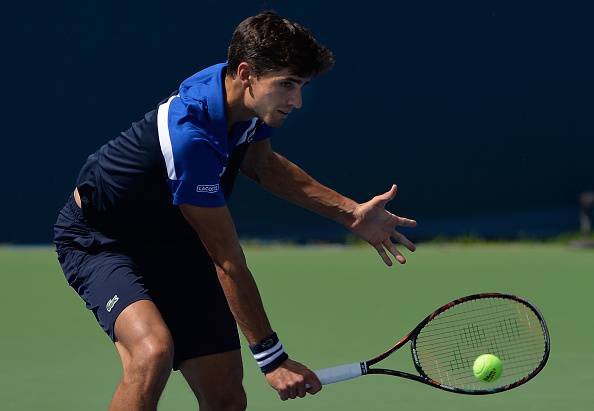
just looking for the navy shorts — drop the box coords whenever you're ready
[53,195,240,370]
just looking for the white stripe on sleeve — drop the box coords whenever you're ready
[157,95,179,180]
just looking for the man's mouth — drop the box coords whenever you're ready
[277,110,290,116]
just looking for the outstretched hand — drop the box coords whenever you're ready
[349,184,417,266]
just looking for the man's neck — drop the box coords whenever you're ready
[224,75,255,132]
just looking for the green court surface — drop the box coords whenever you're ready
[1,243,592,410]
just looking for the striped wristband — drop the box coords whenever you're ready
[249,332,289,373]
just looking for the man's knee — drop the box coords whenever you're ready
[124,335,174,385]
[114,300,174,383]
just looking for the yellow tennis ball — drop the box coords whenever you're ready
[473,354,502,382]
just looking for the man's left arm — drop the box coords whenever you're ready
[241,139,417,266]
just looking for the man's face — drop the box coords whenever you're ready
[246,69,311,128]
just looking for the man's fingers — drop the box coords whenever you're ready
[392,230,416,252]
[305,373,322,394]
[269,361,321,400]
[288,384,297,400]
[296,382,307,398]
[278,386,294,401]
[268,360,322,400]
[375,184,398,205]
[283,379,307,399]
[374,243,393,266]
[383,239,406,264]
[292,376,306,398]
[393,215,417,228]
[305,383,321,395]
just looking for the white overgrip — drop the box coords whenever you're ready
[314,362,366,385]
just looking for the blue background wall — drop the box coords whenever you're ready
[3,1,593,242]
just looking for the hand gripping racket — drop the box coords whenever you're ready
[311,293,550,394]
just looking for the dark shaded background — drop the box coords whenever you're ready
[3,0,593,243]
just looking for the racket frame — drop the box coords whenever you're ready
[362,292,550,394]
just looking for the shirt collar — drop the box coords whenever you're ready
[202,63,260,141]
[179,62,228,138]
[204,62,228,137]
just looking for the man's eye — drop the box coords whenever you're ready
[280,81,294,88]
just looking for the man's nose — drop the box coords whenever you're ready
[289,91,302,109]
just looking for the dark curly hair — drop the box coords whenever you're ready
[227,11,335,78]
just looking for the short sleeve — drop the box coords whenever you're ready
[159,96,227,207]
[169,136,226,207]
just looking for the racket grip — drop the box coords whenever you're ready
[313,362,367,385]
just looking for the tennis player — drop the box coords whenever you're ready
[53,11,416,411]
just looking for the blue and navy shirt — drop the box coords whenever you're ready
[76,63,272,241]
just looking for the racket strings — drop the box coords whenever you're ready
[418,307,527,333]
[414,297,547,391]
[417,323,543,351]
[418,317,535,341]
[420,342,545,362]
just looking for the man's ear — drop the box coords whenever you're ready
[237,62,253,87]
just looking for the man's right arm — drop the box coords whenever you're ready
[179,203,322,399]
[179,203,272,344]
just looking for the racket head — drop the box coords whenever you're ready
[409,293,550,394]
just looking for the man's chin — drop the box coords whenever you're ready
[261,117,285,128]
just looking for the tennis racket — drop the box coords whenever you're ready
[310,293,550,394]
